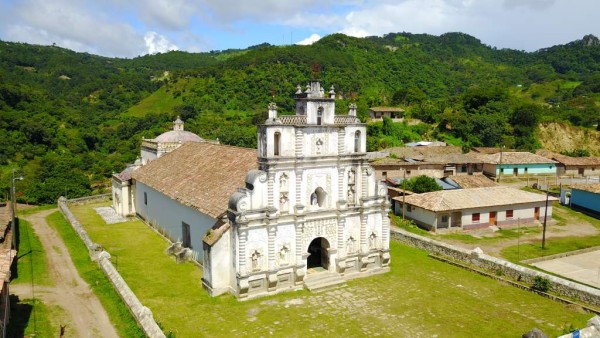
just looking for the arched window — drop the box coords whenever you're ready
[274,132,281,156]
[317,107,323,125]
[354,130,361,152]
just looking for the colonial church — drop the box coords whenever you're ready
[203,81,390,299]
[112,81,390,300]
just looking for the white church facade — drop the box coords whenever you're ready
[202,81,391,299]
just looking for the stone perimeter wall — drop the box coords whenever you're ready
[57,197,165,338]
[391,228,600,308]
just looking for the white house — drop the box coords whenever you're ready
[202,81,391,299]
[394,186,557,231]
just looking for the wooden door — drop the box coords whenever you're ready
[513,168,518,176]
[534,207,540,220]
[489,211,496,226]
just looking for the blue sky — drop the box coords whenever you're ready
[0,0,598,58]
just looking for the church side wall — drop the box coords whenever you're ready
[203,228,232,296]
[135,182,215,260]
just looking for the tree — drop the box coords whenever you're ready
[404,175,442,193]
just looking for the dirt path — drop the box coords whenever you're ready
[13,209,119,338]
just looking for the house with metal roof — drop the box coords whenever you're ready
[393,186,556,231]
[368,106,405,121]
[570,184,600,218]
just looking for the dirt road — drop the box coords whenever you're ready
[13,209,119,338]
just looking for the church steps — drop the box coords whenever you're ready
[303,272,347,292]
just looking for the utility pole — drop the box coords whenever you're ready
[11,168,23,249]
[402,170,406,222]
[542,188,549,249]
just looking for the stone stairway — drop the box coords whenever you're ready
[303,271,347,292]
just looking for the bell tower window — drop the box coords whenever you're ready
[274,132,281,156]
[354,130,361,152]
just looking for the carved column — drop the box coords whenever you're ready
[295,219,305,263]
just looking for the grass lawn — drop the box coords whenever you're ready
[501,203,600,262]
[70,202,592,337]
[11,218,51,286]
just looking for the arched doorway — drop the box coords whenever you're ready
[307,237,330,270]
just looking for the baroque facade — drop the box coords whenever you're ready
[203,81,391,299]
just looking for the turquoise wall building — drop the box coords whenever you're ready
[481,152,558,177]
[570,184,600,218]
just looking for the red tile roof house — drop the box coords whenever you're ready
[393,186,557,231]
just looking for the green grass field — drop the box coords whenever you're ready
[12,218,51,286]
[69,202,592,337]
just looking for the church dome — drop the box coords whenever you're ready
[153,117,204,143]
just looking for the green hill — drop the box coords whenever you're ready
[1,32,599,203]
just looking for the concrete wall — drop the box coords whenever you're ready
[391,227,600,307]
[58,197,165,338]
[374,167,444,180]
[485,163,557,177]
[135,182,215,260]
[571,189,600,214]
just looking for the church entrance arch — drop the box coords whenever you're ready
[307,237,330,270]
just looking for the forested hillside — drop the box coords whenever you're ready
[1,32,599,203]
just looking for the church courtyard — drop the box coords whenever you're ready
[70,201,592,337]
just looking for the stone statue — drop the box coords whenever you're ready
[251,250,261,271]
[348,169,355,184]
[347,186,355,204]
[369,232,377,249]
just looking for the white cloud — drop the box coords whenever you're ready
[296,33,322,45]
[3,0,146,57]
[144,31,179,54]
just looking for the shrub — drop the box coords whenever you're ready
[531,276,550,292]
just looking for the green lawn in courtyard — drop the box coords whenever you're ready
[70,202,591,337]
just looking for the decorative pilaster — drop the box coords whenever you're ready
[337,128,345,155]
[360,214,368,253]
[295,129,304,157]
[267,172,275,209]
[382,212,390,250]
[338,167,345,203]
[295,169,303,206]
[268,225,277,270]
[361,166,369,199]
[295,219,305,262]
[238,229,248,275]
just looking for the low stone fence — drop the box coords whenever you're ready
[391,227,600,308]
[58,197,165,338]
[66,193,111,205]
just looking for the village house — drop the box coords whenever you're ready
[479,151,558,178]
[370,158,446,180]
[368,106,405,121]
[393,186,556,231]
[536,150,600,177]
[570,184,600,218]
[0,204,16,336]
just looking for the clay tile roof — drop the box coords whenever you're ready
[369,106,405,113]
[132,142,257,218]
[447,175,498,189]
[393,186,557,212]
[536,150,600,167]
[480,152,558,165]
[571,183,600,194]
